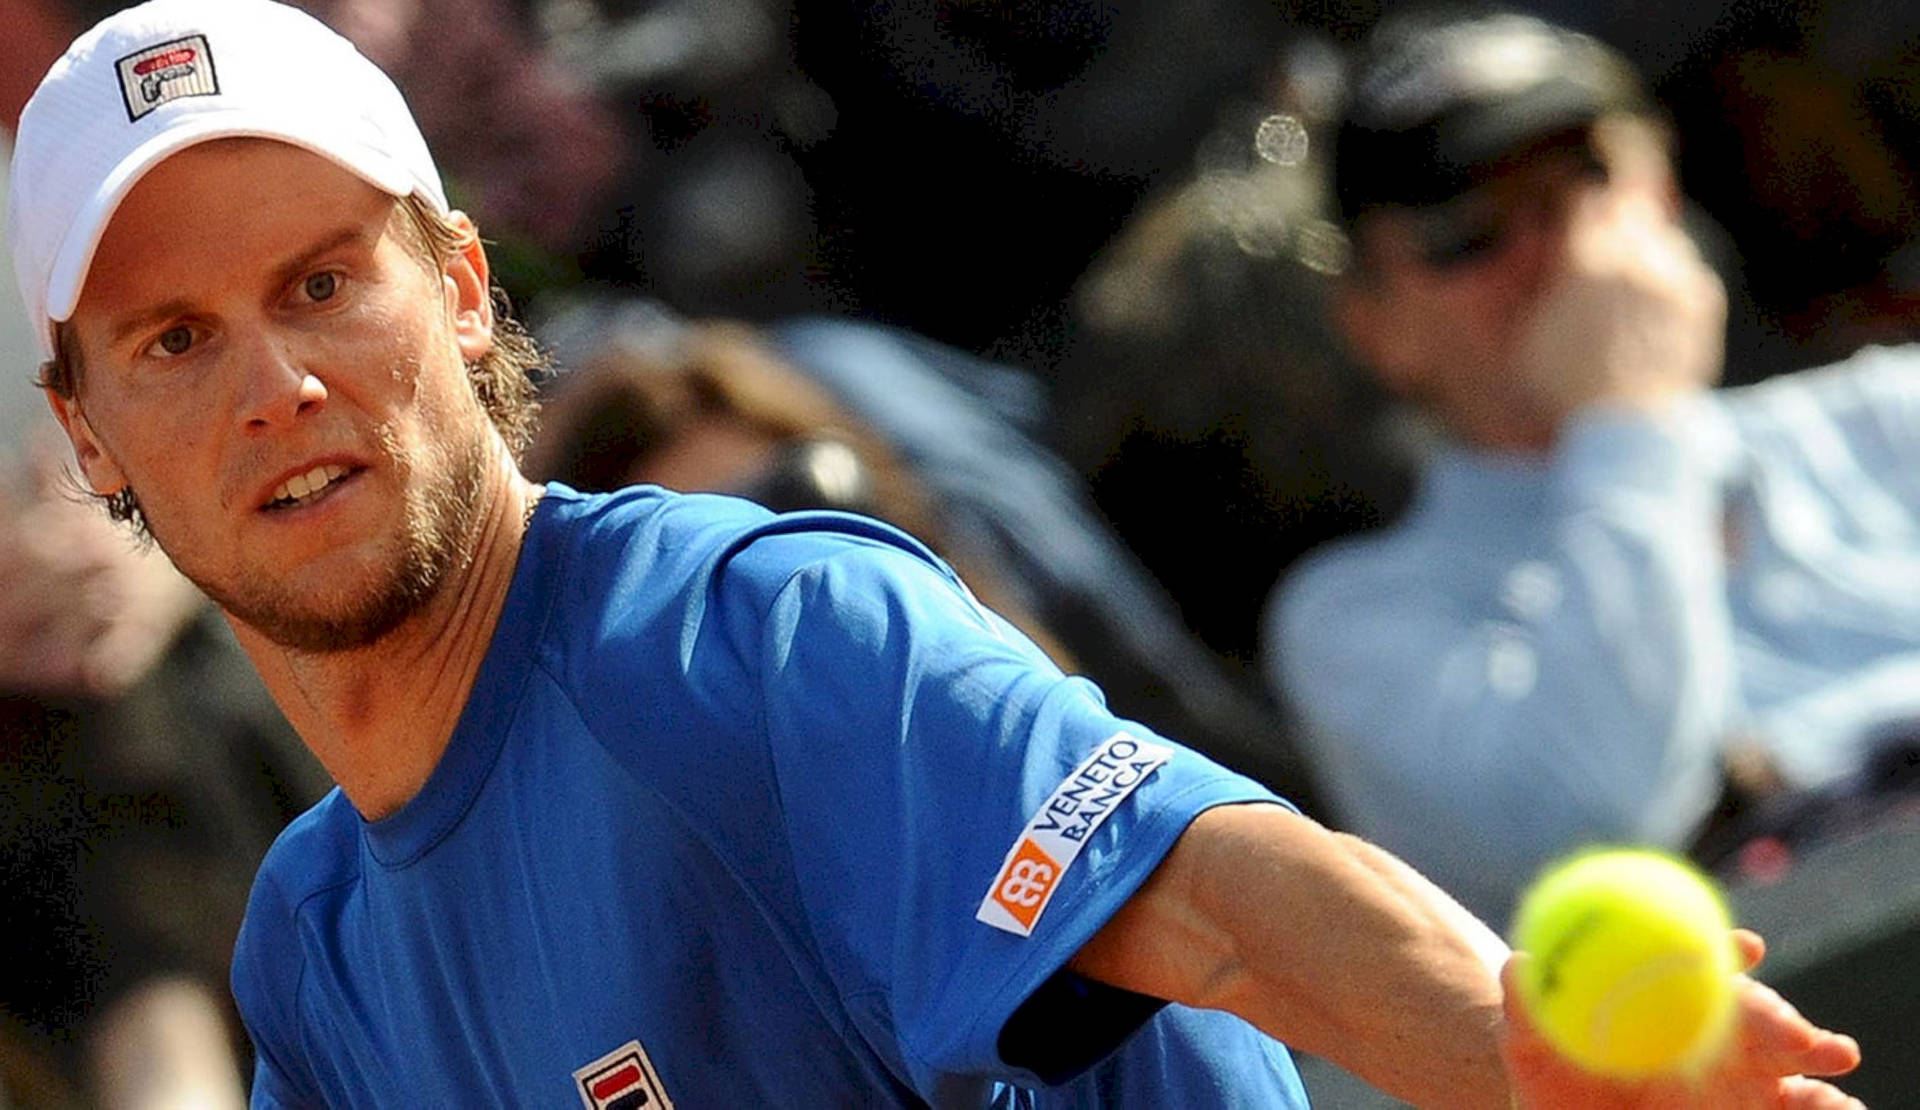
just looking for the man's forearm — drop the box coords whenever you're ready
[1073,803,1512,1107]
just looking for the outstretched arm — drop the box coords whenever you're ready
[1072,803,1862,1108]
[1071,802,1512,1107]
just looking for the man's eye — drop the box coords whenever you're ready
[303,272,338,302]
[152,326,194,357]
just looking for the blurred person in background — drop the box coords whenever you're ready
[1268,9,1920,927]
[0,439,326,1109]
[1050,31,1417,676]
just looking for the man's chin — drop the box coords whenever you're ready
[205,548,452,655]
[237,594,431,655]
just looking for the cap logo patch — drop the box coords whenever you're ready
[116,35,218,122]
[976,732,1172,937]
[573,1040,675,1110]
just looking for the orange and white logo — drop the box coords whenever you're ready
[976,733,1172,937]
[989,837,1062,932]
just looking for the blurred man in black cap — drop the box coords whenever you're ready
[1267,10,1920,924]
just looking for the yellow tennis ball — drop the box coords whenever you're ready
[1510,847,1740,1078]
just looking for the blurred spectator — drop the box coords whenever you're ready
[1051,32,1417,665]
[0,439,327,1107]
[530,304,1318,801]
[1266,10,1920,924]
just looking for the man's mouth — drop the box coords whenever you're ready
[266,463,352,510]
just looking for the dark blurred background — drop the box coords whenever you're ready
[17,0,1920,666]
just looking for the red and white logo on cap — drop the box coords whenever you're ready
[114,35,219,122]
[573,1040,675,1110]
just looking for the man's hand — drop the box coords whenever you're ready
[1512,186,1728,427]
[1503,930,1863,1108]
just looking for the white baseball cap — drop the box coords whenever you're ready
[7,0,449,362]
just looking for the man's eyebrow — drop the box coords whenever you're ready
[103,223,377,347]
[106,298,194,347]
[267,222,377,291]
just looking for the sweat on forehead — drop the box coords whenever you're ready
[7,0,449,364]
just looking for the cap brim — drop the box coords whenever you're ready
[1431,78,1615,174]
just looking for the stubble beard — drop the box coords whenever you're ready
[178,416,493,655]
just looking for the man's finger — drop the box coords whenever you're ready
[1733,977,1862,1078]
[1779,1074,1867,1110]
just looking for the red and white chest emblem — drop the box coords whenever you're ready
[572,1040,675,1110]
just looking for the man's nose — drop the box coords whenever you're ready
[232,330,328,432]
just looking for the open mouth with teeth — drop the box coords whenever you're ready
[266,463,353,510]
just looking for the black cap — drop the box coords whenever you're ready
[1333,12,1650,224]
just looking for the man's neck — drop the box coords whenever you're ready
[232,457,544,821]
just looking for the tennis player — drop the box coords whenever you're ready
[9,1,1860,1105]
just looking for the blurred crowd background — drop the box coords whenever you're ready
[2,0,1918,1106]
[10,0,1920,656]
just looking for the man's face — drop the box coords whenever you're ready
[51,138,499,653]
[1336,119,1678,420]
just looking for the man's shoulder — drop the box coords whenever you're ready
[541,484,956,622]
[246,788,363,924]
[1274,520,1427,615]
[1716,344,1920,467]
[232,788,361,1023]
[544,483,768,575]
[1725,343,1920,414]
[547,482,941,578]
[528,484,968,727]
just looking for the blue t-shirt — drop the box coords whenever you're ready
[232,485,1304,1107]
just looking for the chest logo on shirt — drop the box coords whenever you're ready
[976,732,1173,937]
[573,1040,675,1110]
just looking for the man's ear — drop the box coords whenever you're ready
[442,210,495,363]
[45,390,128,495]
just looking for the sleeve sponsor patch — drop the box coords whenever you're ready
[976,732,1172,937]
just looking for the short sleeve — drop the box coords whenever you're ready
[719,528,1282,1092]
